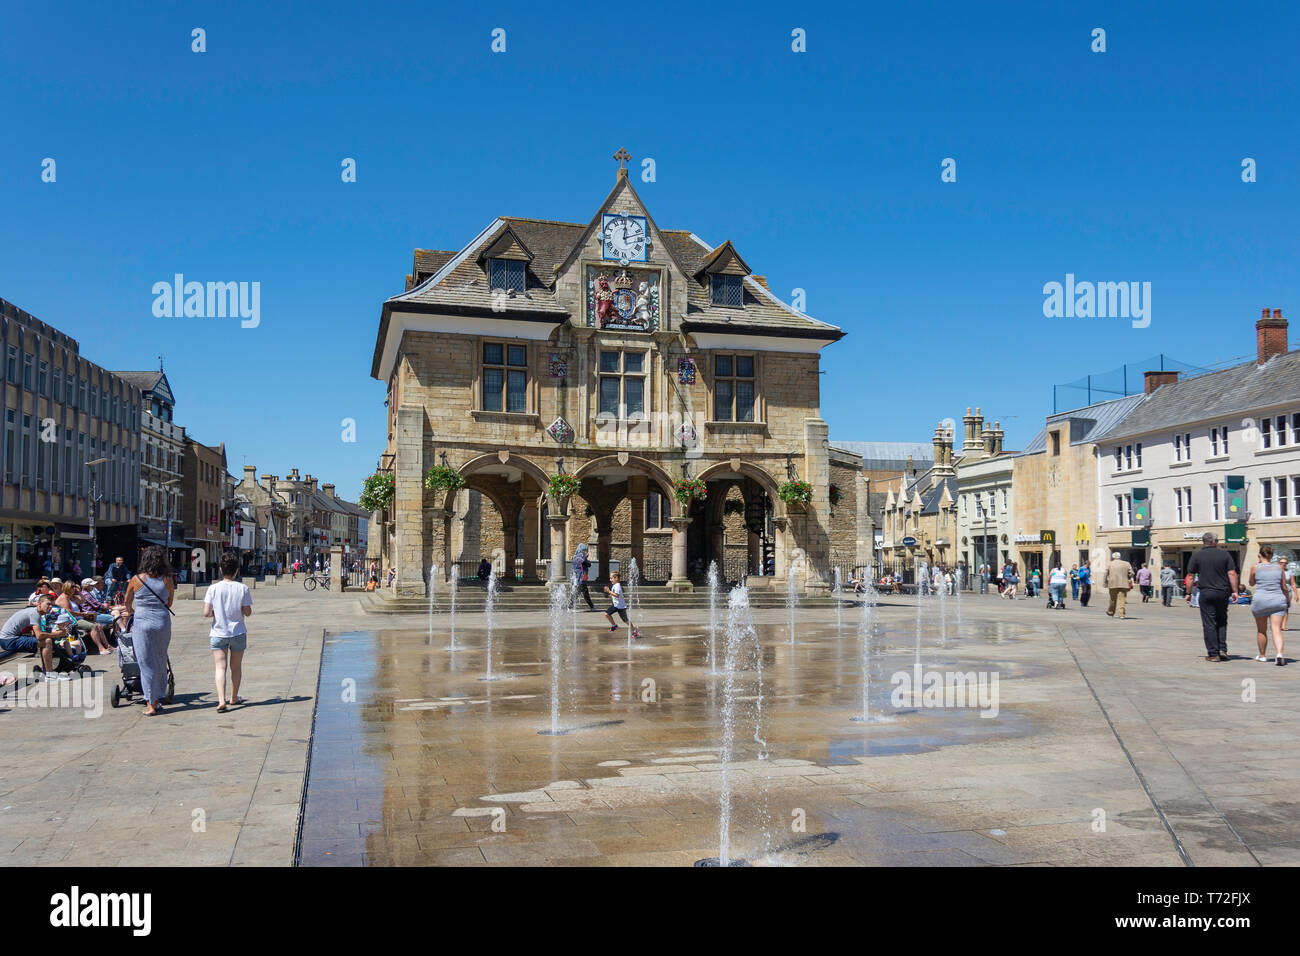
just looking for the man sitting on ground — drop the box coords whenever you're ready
[0,595,69,681]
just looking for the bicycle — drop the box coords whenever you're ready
[303,573,331,592]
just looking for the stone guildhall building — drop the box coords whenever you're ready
[370,153,859,596]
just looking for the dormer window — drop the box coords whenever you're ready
[490,259,526,293]
[711,274,743,307]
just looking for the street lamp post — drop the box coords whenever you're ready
[85,457,109,575]
[163,477,182,573]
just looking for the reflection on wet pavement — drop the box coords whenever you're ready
[296,610,1075,866]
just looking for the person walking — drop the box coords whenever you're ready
[1078,561,1093,607]
[1048,564,1068,608]
[204,552,253,711]
[1248,546,1290,665]
[1187,532,1239,662]
[1137,563,1153,602]
[1069,564,1080,601]
[123,546,175,716]
[1104,552,1134,619]
[1160,563,1177,606]
[107,556,130,604]
[570,542,595,611]
[1279,556,1292,631]
[1029,568,1041,598]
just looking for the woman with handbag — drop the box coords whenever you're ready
[124,546,175,717]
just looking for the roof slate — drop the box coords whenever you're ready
[1106,350,1300,441]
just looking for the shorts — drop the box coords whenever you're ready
[210,633,248,652]
[605,606,628,622]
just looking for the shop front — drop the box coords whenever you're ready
[1014,530,1058,583]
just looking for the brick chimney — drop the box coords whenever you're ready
[305,475,318,492]
[288,468,300,481]
[322,483,336,498]
[1257,307,1288,364]
[1143,370,1179,394]
[988,422,1004,456]
[268,475,278,497]
[243,465,256,483]
[259,473,272,490]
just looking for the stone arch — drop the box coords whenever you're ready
[694,460,783,514]
[572,455,675,501]
[442,452,550,513]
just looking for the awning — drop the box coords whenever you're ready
[139,537,190,549]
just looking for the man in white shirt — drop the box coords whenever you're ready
[203,552,252,713]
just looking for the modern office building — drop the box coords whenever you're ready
[0,298,141,584]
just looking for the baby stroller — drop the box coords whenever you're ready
[1046,588,1067,610]
[110,628,174,708]
[30,638,94,680]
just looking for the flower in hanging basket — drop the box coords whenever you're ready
[778,479,814,505]
[828,483,842,508]
[548,473,581,500]
[673,477,708,506]
[423,464,466,494]
[359,472,395,513]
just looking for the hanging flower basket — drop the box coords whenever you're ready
[828,483,842,509]
[423,465,466,494]
[778,480,814,505]
[359,473,395,513]
[674,477,708,506]
[549,473,581,501]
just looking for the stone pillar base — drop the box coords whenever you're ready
[666,578,695,592]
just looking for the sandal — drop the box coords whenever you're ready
[230,696,245,705]
[216,703,228,713]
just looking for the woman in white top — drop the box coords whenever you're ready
[203,552,253,712]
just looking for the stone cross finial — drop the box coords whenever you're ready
[613,148,631,174]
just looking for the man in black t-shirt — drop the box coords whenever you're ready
[1187,533,1239,661]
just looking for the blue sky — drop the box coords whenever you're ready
[3,0,1297,496]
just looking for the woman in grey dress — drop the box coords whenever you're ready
[1249,546,1291,666]
[124,546,175,714]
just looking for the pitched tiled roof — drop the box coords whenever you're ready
[374,207,845,379]
[1106,350,1300,441]
[1020,393,1147,455]
[115,370,164,392]
[833,441,935,472]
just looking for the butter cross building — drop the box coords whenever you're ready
[370,153,846,596]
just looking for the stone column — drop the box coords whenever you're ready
[802,418,832,592]
[393,406,425,598]
[773,516,789,581]
[521,495,540,581]
[668,516,693,591]
[627,475,646,576]
[328,544,343,594]
[501,518,517,584]
[547,510,569,586]
[596,516,613,582]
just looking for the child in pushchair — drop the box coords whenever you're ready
[30,610,94,679]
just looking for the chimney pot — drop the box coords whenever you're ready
[1256,306,1289,364]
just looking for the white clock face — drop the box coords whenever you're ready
[602,214,647,261]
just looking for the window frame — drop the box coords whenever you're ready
[712,353,757,422]
[489,258,527,293]
[596,349,648,421]
[710,274,744,308]
[480,340,530,414]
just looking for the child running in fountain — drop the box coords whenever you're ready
[602,571,639,638]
